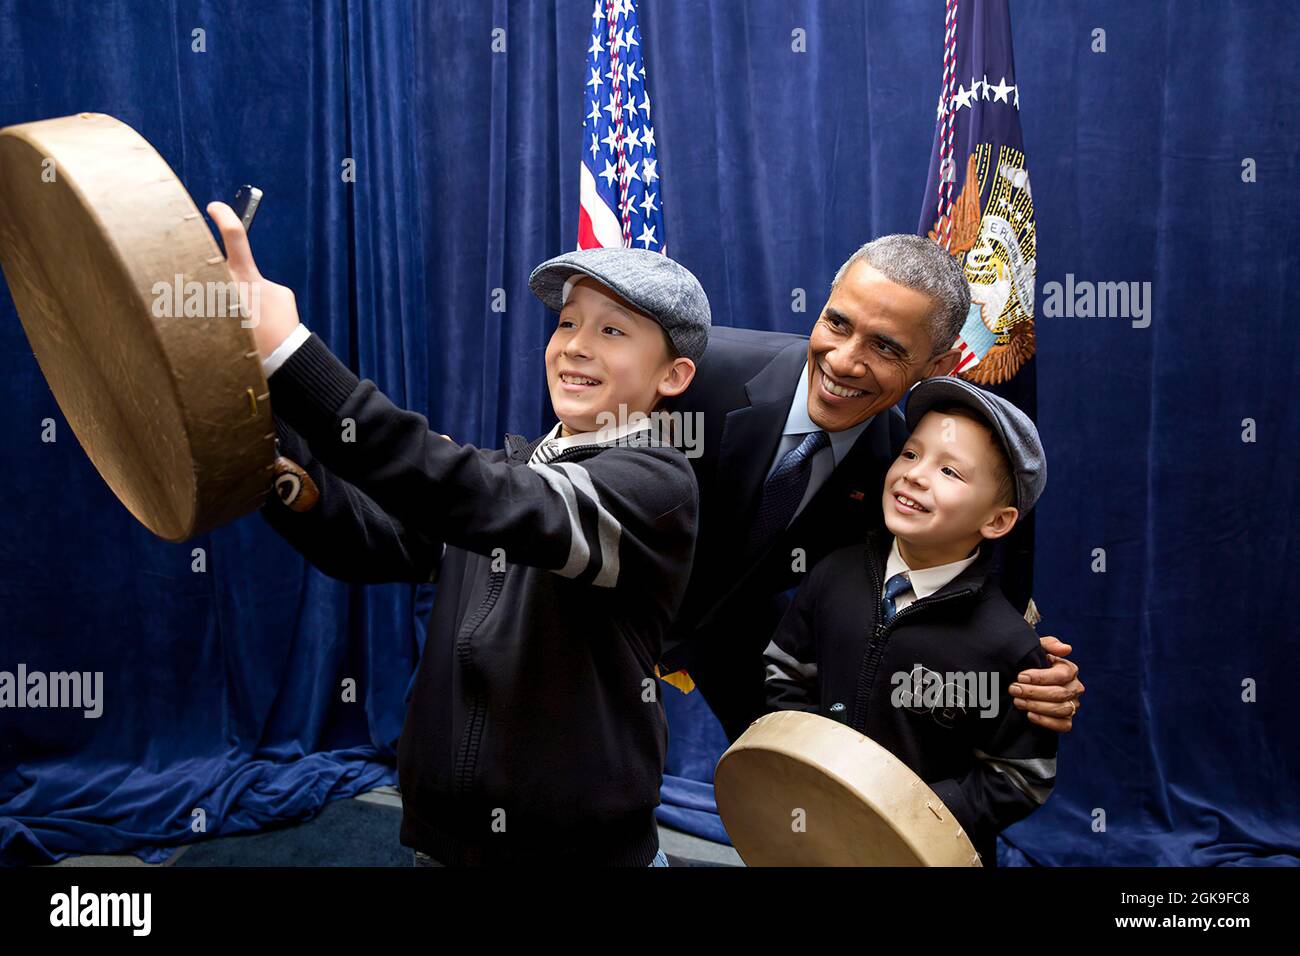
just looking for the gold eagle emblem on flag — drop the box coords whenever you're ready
[929,147,1037,385]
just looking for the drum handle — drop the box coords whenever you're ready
[270,456,319,512]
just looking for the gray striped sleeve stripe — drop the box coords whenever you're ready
[763,639,819,684]
[527,463,591,580]
[974,750,1057,805]
[553,462,622,588]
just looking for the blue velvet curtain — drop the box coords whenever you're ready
[1,0,1296,866]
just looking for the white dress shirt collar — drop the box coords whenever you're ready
[529,416,656,464]
[884,536,980,603]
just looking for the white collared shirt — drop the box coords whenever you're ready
[529,416,657,464]
[763,363,874,524]
[883,536,980,613]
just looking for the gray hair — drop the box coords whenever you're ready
[831,234,970,356]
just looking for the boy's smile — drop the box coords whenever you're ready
[890,490,931,515]
[556,369,604,392]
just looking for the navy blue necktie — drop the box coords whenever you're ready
[749,429,831,554]
[881,572,912,624]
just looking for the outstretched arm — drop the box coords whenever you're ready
[261,414,444,585]
[265,334,695,596]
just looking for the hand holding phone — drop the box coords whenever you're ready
[206,196,301,360]
[232,185,263,233]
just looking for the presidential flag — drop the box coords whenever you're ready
[579,0,665,253]
[918,0,1038,620]
[918,0,1037,386]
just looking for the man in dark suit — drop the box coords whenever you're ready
[662,234,1084,742]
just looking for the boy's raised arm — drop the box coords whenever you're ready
[267,332,696,593]
[261,414,444,585]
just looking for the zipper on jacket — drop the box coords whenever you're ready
[849,543,973,728]
[450,439,628,797]
[453,564,507,795]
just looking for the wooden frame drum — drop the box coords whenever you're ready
[0,112,276,541]
[715,710,983,867]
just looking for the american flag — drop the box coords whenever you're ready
[579,0,665,253]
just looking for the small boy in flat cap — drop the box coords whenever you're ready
[763,377,1058,865]
[247,242,710,867]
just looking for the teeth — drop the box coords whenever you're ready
[561,373,600,386]
[896,494,928,512]
[821,372,865,398]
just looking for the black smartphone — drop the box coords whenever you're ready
[232,185,263,232]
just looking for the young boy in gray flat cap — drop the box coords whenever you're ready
[763,376,1058,865]
[255,245,710,867]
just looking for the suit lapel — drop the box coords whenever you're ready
[715,341,809,543]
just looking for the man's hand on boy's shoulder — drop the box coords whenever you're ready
[1009,635,1084,733]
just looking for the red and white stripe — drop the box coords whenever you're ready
[578,160,624,249]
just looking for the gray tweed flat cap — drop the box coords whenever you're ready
[528,247,711,363]
[904,377,1047,512]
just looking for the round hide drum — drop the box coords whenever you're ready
[0,112,278,541]
[715,710,982,867]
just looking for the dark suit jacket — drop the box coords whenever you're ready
[662,326,909,738]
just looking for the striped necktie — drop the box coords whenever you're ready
[748,429,830,554]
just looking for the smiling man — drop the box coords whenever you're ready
[662,234,1084,741]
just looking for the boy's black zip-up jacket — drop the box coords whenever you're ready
[259,333,699,866]
[763,530,1058,865]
